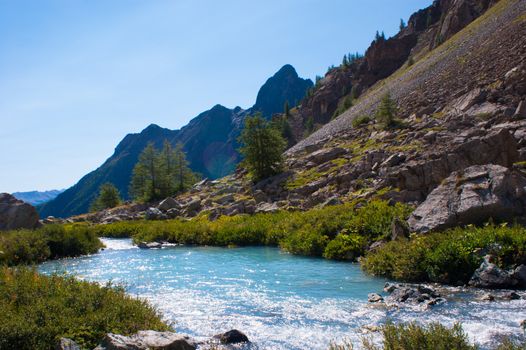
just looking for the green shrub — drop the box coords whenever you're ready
[362,224,526,283]
[0,225,103,266]
[352,115,371,128]
[0,267,169,350]
[82,200,412,262]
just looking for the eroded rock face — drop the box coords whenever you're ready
[97,331,196,350]
[408,165,526,233]
[0,193,40,230]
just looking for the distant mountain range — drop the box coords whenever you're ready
[39,64,313,218]
[12,189,65,206]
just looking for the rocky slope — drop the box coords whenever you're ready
[70,0,526,229]
[40,65,312,218]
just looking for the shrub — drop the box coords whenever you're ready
[352,115,371,128]
[0,225,103,266]
[0,267,169,349]
[362,224,526,283]
[323,233,367,260]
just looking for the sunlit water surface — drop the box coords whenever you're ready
[38,238,525,349]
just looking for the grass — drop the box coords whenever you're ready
[0,224,103,266]
[362,224,526,284]
[0,267,169,350]
[86,200,413,261]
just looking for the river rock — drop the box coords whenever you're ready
[98,331,196,350]
[368,293,384,303]
[0,193,40,230]
[138,241,162,249]
[469,255,518,289]
[513,265,526,288]
[214,329,249,344]
[408,164,526,233]
[55,338,80,350]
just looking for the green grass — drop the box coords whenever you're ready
[0,224,103,266]
[362,224,526,283]
[88,200,413,261]
[0,267,169,350]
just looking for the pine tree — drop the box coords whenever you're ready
[400,18,406,31]
[90,183,121,212]
[342,55,349,67]
[284,100,290,116]
[375,30,381,41]
[130,142,159,202]
[173,143,198,192]
[238,113,286,181]
[376,93,398,129]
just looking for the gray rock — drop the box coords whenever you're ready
[214,329,249,344]
[381,153,406,168]
[145,207,164,220]
[185,198,201,212]
[384,282,398,293]
[306,147,346,165]
[514,101,526,119]
[138,241,162,249]
[0,193,40,230]
[469,255,518,289]
[502,292,521,300]
[513,265,526,289]
[408,164,526,233]
[255,202,279,213]
[158,197,179,212]
[321,196,342,207]
[55,338,80,350]
[166,208,181,219]
[99,331,196,350]
[368,293,384,303]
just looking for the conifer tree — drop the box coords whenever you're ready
[90,183,121,212]
[238,113,286,181]
[376,93,398,129]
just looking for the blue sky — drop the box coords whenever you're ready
[0,0,431,193]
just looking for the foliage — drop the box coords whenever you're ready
[367,322,476,350]
[238,113,287,181]
[87,200,412,262]
[352,115,372,128]
[376,93,399,129]
[284,100,290,116]
[399,18,407,31]
[0,224,103,266]
[0,267,169,350]
[305,116,315,134]
[362,224,526,283]
[90,183,121,212]
[333,95,354,119]
[130,141,198,202]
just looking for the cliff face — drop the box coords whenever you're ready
[39,65,312,218]
[288,0,497,141]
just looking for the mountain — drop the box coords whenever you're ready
[11,189,64,206]
[39,65,313,218]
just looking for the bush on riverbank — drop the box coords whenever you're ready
[362,224,526,283]
[0,267,169,350]
[0,224,103,266]
[330,322,477,350]
[89,200,412,261]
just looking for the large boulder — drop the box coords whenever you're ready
[98,331,196,350]
[0,193,40,230]
[408,165,526,233]
[214,329,249,344]
[55,338,80,350]
[469,255,519,289]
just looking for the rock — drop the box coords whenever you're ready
[185,198,202,212]
[384,282,398,293]
[368,293,384,303]
[408,164,526,233]
[55,338,80,350]
[512,265,526,289]
[480,293,495,301]
[138,242,162,249]
[214,194,235,205]
[99,331,196,350]
[515,101,526,119]
[255,202,279,213]
[391,218,408,241]
[145,207,164,220]
[214,329,249,344]
[381,153,406,168]
[321,196,342,207]
[385,284,442,305]
[0,193,40,230]
[306,147,346,165]
[502,292,521,300]
[469,255,518,289]
[158,197,179,212]
[166,208,181,219]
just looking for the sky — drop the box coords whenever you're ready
[0,0,431,193]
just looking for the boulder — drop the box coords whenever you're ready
[512,265,526,289]
[514,101,526,119]
[214,329,249,344]
[0,193,40,230]
[98,331,196,350]
[55,338,80,350]
[408,165,526,233]
[145,207,164,220]
[138,242,162,249]
[368,293,384,303]
[306,147,346,165]
[158,197,179,212]
[469,255,518,289]
[255,202,279,214]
